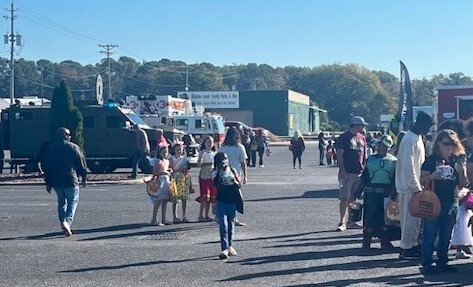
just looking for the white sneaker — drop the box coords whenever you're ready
[61,221,72,236]
[228,246,238,256]
[219,249,229,259]
[259,164,264,168]
[336,223,346,232]
[456,250,471,259]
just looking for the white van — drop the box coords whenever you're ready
[141,113,226,146]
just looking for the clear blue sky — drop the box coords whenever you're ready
[4,0,473,79]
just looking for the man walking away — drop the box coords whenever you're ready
[129,124,150,179]
[43,127,87,236]
[395,112,433,259]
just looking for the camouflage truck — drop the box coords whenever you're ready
[0,102,183,174]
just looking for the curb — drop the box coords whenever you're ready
[0,176,152,186]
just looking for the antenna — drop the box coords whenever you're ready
[4,0,22,105]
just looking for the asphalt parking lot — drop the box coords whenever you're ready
[1,143,473,287]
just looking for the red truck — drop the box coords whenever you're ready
[435,85,473,128]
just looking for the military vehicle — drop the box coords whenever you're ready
[0,101,184,173]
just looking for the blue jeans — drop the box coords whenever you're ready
[55,186,80,225]
[421,202,457,267]
[131,150,145,177]
[216,201,236,251]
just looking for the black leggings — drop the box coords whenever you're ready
[257,147,265,165]
[292,150,302,167]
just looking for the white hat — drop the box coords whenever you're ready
[350,116,369,126]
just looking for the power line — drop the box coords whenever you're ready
[17,3,107,45]
[4,0,21,104]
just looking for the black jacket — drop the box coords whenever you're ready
[43,139,87,188]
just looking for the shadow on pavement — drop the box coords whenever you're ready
[0,222,216,241]
[221,255,470,286]
[245,189,340,202]
[59,255,215,273]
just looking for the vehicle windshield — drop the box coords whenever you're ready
[124,110,148,127]
[211,118,225,133]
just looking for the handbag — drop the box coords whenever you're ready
[250,141,258,151]
[408,183,441,219]
[235,185,244,214]
[348,201,363,222]
[288,144,293,151]
[145,178,160,197]
[385,199,400,226]
[168,178,180,203]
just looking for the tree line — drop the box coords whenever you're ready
[1,56,471,130]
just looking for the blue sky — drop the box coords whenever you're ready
[3,0,473,79]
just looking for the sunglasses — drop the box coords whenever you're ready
[439,141,454,146]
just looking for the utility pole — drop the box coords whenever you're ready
[185,66,189,91]
[4,0,21,105]
[99,44,118,100]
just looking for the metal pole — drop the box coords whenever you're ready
[107,56,111,100]
[99,44,118,101]
[41,69,44,105]
[9,0,14,104]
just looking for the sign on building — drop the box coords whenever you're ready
[177,91,239,109]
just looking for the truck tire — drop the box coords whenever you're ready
[88,161,116,174]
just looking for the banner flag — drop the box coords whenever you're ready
[398,61,414,131]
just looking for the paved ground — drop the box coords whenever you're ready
[1,143,473,287]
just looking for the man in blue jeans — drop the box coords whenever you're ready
[43,127,87,236]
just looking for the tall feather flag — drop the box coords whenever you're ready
[398,61,414,131]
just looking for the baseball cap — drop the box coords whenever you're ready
[350,116,369,126]
[377,135,394,148]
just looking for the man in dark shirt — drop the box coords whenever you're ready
[43,127,87,236]
[335,116,368,231]
[129,124,150,179]
[318,131,326,165]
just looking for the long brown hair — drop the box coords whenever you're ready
[432,129,465,157]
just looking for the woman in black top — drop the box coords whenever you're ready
[419,129,468,274]
[213,152,242,259]
[290,130,306,169]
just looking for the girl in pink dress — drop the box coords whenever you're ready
[148,147,172,226]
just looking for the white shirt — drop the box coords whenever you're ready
[395,130,425,193]
[218,144,247,174]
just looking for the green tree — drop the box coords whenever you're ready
[304,64,393,129]
[49,80,84,150]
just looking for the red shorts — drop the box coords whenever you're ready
[199,178,217,202]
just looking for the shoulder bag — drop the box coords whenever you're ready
[408,181,441,219]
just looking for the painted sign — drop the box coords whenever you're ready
[125,95,188,116]
[177,91,239,109]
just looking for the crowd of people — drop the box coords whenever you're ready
[334,113,473,276]
[41,114,473,269]
[143,126,253,259]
